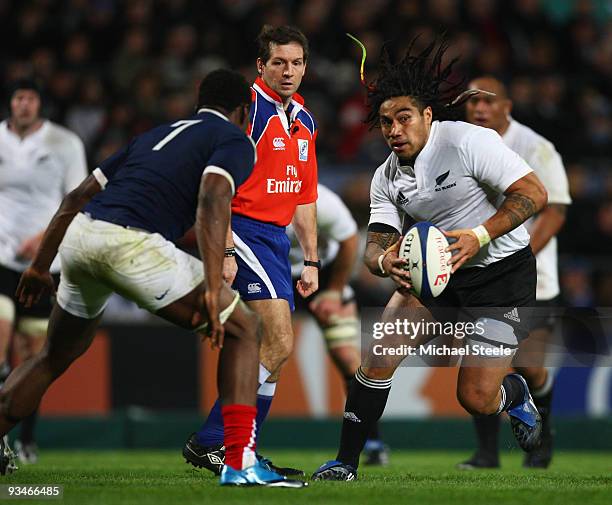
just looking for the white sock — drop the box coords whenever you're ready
[258,363,271,386]
[257,381,277,397]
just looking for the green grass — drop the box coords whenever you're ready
[3,450,611,505]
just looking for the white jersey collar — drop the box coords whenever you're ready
[0,119,48,143]
[501,117,518,145]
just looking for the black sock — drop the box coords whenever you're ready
[531,372,554,417]
[344,373,382,442]
[367,421,381,441]
[500,374,527,412]
[20,409,38,444]
[336,367,392,469]
[472,415,500,458]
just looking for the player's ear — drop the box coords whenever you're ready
[256,58,264,75]
[505,98,513,116]
[423,106,433,125]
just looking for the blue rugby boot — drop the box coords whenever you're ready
[312,460,357,481]
[220,460,308,488]
[363,440,390,466]
[506,373,542,452]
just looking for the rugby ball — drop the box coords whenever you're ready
[398,222,452,298]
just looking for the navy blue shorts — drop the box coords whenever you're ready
[231,214,294,310]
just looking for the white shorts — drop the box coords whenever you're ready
[57,213,204,319]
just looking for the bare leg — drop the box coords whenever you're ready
[0,320,12,367]
[246,299,293,382]
[0,305,101,435]
[457,357,515,415]
[156,283,261,407]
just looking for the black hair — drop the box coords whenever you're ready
[197,69,251,112]
[6,78,43,112]
[256,25,309,63]
[366,36,466,128]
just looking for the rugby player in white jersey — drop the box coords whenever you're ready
[0,79,87,466]
[288,184,388,465]
[459,75,571,469]
[313,39,548,481]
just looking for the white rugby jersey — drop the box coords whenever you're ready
[503,118,571,300]
[369,120,532,269]
[287,184,358,277]
[0,120,87,273]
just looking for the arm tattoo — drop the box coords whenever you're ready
[500,193,537,228]
[367,231,400,251]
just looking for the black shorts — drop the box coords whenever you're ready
[532,296,560,331]
[293,265,355,313]
[0,265,59,319]
[426,246,537,342]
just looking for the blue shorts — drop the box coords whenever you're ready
[231,214,294,310]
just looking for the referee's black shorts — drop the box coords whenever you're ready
[426,246,537,342]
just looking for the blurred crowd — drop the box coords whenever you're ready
[1,0,611,307]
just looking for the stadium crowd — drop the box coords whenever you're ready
[1,0,610,306]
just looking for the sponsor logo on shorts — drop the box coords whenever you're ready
[155,289,170,301]
[272,137,285,150]
[343,411,361,423]
[504,307,521,323]
[247,282,262,294]
[298,139,308,161]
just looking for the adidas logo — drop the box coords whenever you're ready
[503,307,521,323]
[343,411,361,423]
[396,191,410,206]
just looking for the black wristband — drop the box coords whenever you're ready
[304,260,321,269]
[224,247,236,258]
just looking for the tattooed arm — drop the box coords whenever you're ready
[365,223,412,289]
[445,172,547,272]
[485,172,548,239]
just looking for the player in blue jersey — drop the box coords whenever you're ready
[0,69,306,488]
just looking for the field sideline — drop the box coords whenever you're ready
[2,450,610,504]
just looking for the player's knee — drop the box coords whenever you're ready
[323,315,358,351]
[457,385,498,416]
[0,295,16,325]
[360,366,394,381]
[16,317,48,339]
[39,338,85,378]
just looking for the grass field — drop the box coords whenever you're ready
[2,450,611,505]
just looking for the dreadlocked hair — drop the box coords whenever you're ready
[366,36,467,128]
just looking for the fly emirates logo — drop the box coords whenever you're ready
[266,165,303,194]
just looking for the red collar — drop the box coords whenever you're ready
[254,77,305,106]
